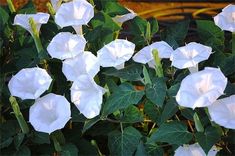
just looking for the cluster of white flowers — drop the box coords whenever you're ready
[9,0,138,134]
[9,1,235,152]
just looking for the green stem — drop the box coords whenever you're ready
[232,32,235,55]
[32,34,44,55]
[9,96,29,134]
[120,122,124,133]
[7,0,16,13]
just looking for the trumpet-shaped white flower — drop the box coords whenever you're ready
[174,143,218,156]
[176,67,227,109]
[71,75,105,119]
[55,0,94,33]
[29,93,71,134]
[14,13,50,35]
[208,95,235,129]
[8,67,52,100]
[133,41,173,68]
[47,32,86,60]
[97,39,135,69]
[170,42,212,72]
[214,4,235,32]
[62,51,100,81]
[112,8,137,24]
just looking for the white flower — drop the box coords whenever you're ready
[71,75,105,119]
[214,4,235,32]
[97,39,135,69]
[55,0,94,33]
[62,51,100,81]
[47,32,86,60]
[14,13,50,35]
[8,67,52,100]
[133,41,173,68]
[29,93,71,134]
[112,8,137,24]
[176,67,227,109]
[208,95,235,129]
[174,143,218,156]
[170,42,212,72]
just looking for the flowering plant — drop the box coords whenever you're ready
[1,1,235,155]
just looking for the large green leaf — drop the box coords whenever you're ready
[82,116,100,133]
[196,20,224,52]
[195,126,222,154]
[144,101,161,123]
[148,121,193,145]
[217,55,235,76]
[121,105,144,123]
[145,77,167,107]
[108,126,142,156]
[103,64,143,81]
[31,132,50,144]
[161,20,189,48]
[102,83,144,116]
[160,98,178,124]
[61,143,79,156]
[135,141,147,156]
[101,1,128,16]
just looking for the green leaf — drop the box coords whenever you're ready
[161,20,189,48]
[167,83,180,97]
[217,55,235,76]
[108,126,142,156]
[31,132,50,144]
[193,112,204,132]
[103,64,143,81]
[61,143,78,156]
[127,16,148,46]
[135,141,147,156]
[0,7,9,26]
[14,146,31,156]
[82,116,100,133]
[149,17,159,36]
[195,126,222,154]
[102,1,128,16]
[102,83,145,116]
[148,121,193,145]
[14,133,25,150]
[181,108,194,120]
[145,77,166,107]
[121,105,144,123]
[145,142,164,156]
[196,20,224,52]
[144,101,161,123]
[160,98,178,124]
[91,11,120,32]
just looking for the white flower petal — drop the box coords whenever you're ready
[176,67,227,109]
[8,67,52,100]
[214,4,235,32]
[171,42,212,69]
[112,8,137,24]
[133,41,173,68]
[29,93,71,134]
[174,143,218,156]
[71,75,105,119]
[55,0,94,28]
[208,95,235,129]
[97,39,135,69]
[62,51,100,81]
[14,13,50,35]
[47,32,86,60]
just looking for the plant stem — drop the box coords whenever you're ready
[9,96,29,134]
[7,0,16,13]
[120,122,123,133]
[232,32,235,55]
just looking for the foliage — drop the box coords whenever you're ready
[1,1,235,155]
